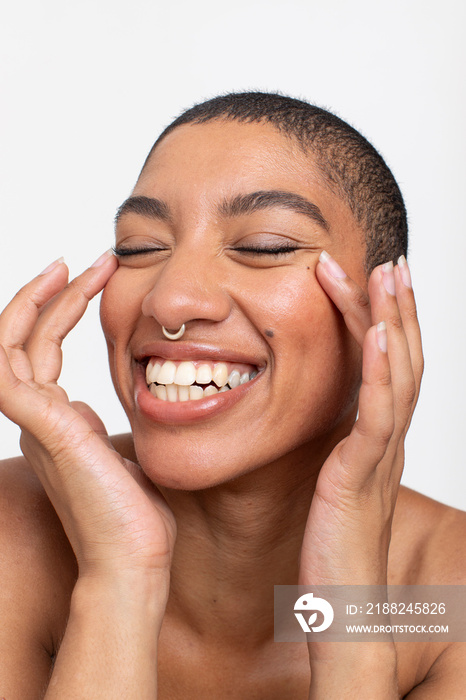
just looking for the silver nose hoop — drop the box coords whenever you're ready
[162,324,186,340]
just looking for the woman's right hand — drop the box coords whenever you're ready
[0,252,176,583]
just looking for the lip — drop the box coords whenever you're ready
[135,341,266,368]
[135,361,261,425]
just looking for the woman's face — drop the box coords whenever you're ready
[100,120,366,489]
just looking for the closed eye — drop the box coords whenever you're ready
[232,245,299,256]
[112,245,169,257]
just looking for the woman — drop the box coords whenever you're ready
[0,93,464,698]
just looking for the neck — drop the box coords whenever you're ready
[160,432,343,650]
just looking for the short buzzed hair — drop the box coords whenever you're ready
[143,92,408,274]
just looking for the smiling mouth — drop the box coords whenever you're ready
[145,357,259,402]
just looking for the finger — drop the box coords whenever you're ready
[0,343,62,437]
[70,400,115,451]
[336,322,394,490]
[316,251,372,347]
[394,256,424,411]
[0,345,113,498]
[368,262,416,435]
[0,259,69,354]
[26,251,118,384]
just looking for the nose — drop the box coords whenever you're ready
[141,249,232,331]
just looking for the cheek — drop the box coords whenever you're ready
[247,266,338,347]
[253,267,361,431]
[100,270,144,344]
[100,271,147,404]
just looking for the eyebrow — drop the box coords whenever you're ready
[115,195,171,225]
[219,190,329,231]
[115,189,329,231]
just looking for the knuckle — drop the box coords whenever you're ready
[64,275,94,303]
[63,276,81,296]
[355,415,394,446]
[11,283,45,310]
[362,368,391,389]
[349,286,370,313]
[387,313,404,332]
[402,302,420,324]
[41,321,63,345]
[397,379,416,412]
[336,448,357,479]
[378,420,395,445]
[379,369,392,388]
[10,284,31,304]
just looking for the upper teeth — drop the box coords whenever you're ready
[145,358,258,401]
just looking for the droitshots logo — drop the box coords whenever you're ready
[294,592,334,633]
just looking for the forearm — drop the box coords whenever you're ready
[308,642,399,699]
[44,571,168,698]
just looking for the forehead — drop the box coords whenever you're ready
[136,121,331,206]
[132,120,365,267]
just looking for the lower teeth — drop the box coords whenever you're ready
[147,368,258,402]
[149,382,231,402]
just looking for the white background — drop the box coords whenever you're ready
[1,0,465,508]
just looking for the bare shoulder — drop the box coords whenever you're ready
[389,487,466,698]
[0,454,77,695]
[391,485,466,585]
[0,452,77,594]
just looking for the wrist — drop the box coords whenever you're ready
[44,568,168,696]
[72,567,169,632]
[308,643,398,699]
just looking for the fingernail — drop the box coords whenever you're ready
[319,250,347,279]
[39,257,65,275]
[382,261,396,295]
[91,249,114,268]
[397,255,412,288]
[376,321,387,353]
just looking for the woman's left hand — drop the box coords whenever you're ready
[298,253,423,698]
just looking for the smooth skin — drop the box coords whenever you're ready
[0,121,466,698]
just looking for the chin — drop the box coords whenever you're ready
[130,427,266,490]
[129,393,359,492]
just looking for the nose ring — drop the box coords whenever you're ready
[162,324,186,340]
